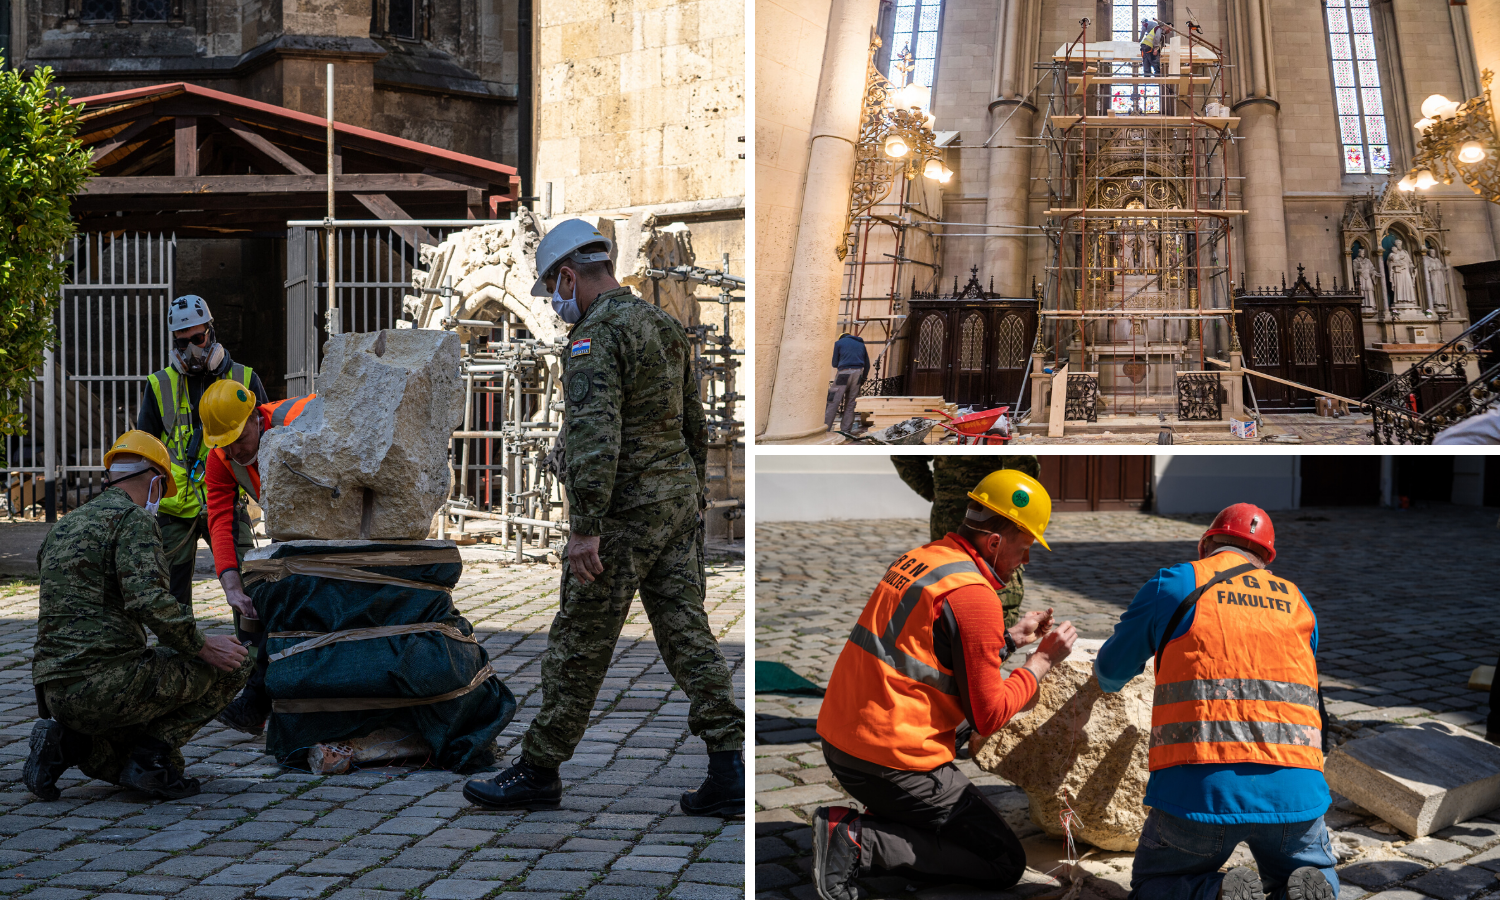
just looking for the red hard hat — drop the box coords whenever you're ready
[1199,503,1276,563]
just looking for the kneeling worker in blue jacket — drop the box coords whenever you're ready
[1095,504,1338,900]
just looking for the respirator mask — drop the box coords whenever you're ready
[171,326,225,375]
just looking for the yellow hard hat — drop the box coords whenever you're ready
[103,431,177,498]
[967,469,1052,550]
[201,379,258,449]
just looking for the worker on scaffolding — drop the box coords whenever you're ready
[137,295,268,610]
[194,381,317,736]
[826,332,870,433]
[1141,18,1164,76]
[25,431,250,802]
[811,470,1077,900]
[463,219,745,817]
[1095,505,1338,900]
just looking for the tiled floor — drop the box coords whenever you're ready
[755,508,1500,900]
[0,551,746,900]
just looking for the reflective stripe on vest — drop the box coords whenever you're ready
[845,559,979,696]
[1149,553,1322,772]
[150,363,253,519]
[817,536,995,771]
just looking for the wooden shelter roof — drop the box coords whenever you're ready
[71,82,519,234]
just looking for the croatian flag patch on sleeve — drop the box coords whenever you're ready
[571,338,592,357]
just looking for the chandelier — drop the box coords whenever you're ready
[1398,69,1499,201]
[838,40,952,260]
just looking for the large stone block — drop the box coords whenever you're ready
[1327,721,1500,838]
[259,329,464,540]
[972,640,1153,852]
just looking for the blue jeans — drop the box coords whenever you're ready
[1129,809,1340,900]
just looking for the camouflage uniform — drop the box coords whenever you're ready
[892,455,1042,627]
[522,286,744,768]
[33,487,249,784]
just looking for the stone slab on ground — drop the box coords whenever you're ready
[1328,722,1500,837]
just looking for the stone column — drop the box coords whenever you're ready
[761,0,880,441]
[1234,99,1288,287]
[1469,0,1500,257]
[983,101,1036,296]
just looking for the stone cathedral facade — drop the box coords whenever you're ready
[757,0,1500,438]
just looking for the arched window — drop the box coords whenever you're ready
[1109,0,1161,115]
[1325,0,1390,174]
[1252,313,1279,366]
[958,313,985,370]
[1291,309,1318,366]
[915,316,945,369]
[1329,309,1358,364]
[995,314,1027,368]
[889,0,943,105]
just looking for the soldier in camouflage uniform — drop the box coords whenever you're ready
[892,455,1041,627]
[23,431,250,802]
[464,220,744,816]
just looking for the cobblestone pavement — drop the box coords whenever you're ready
[0,550,746,900]
[755,508,1500,900]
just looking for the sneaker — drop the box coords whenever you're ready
[22,720,69,802]
[215,689,270,737]
[812,806,863,900]
[462,757,563,810]
[679,749,745,817]
[1219,867,1265,900]
[1286,867,1335,900]
[117,746,201,800]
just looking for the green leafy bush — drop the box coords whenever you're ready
[0,63,92,435]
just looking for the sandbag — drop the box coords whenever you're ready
[244,539,515,773]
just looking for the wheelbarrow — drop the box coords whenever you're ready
[928,406,1013,445]
[838,417,938,445]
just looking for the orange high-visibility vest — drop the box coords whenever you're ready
[1150,551,1323,772]
[818,535,995,771]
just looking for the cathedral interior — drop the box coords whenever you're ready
[757,0,1500,442]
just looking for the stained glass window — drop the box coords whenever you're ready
[889,0,943,107]
[1325,0,1389,174]
[1108,1,1160,114]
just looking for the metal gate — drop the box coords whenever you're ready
[5,233,175,519]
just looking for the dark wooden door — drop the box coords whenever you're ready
[1325,307,1362,399]
[1037,456,1150,512]
[952,311,988,405]
[1246,308,1292,407]
[907,310,949,397]
[1285,307,1321,409]
[1300,456,1381,506]
[993,311,1031,410]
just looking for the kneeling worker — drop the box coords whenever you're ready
[25,432,250,801]
[812,470,1078,899]
[1095,504,1337,900]
[197,380,316,735]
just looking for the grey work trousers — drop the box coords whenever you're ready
[824,741,1026,888]
[825,367,866,432]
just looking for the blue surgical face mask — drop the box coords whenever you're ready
[550,272,581,324]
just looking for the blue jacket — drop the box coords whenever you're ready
[1095,553,1331,824]
[831,334,870,377]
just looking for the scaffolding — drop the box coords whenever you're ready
[1036,19,1245,418]
[438,258,745,562]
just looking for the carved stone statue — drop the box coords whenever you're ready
[1422,246,1450,313]
[1386,239,1420,310]
[1351,245,1382,315]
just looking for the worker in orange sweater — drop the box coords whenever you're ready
[812,470,1078,900]
[196,380,316,735]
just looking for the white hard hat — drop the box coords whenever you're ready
[530,219,614,297]
[168,295,213,332]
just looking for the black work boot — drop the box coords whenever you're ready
[23,720,70,802]
[679,749,745,817]
[462,757,563,810]
[1286,867,1335,900]
[215,682,271,737]
[1218,867,1266,900]
[117,737,200,800]
[812,806,864,900]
